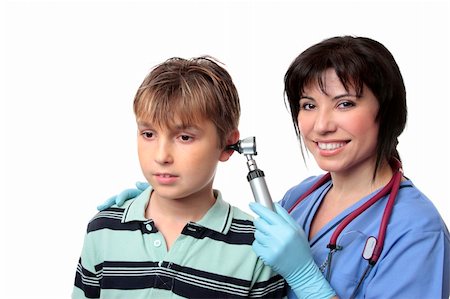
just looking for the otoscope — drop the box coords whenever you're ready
[226,137,274,211]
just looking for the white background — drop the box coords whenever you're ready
[1,1,449,298]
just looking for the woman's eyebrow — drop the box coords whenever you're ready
[334,93,358,100]
[299,95,314,100]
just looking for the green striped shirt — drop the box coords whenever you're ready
[72,187,287,298]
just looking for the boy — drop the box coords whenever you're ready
[72,57,287,298]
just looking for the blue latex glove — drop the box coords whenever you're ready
[96,181,149,211]
[249,202,336,299]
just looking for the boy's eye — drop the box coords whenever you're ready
[142,131,154,138]
[179,135,193,142]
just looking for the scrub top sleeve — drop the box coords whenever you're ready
[365,229,449,299]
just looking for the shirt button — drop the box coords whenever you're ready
[153,239,162,247]
[145,223,152,231]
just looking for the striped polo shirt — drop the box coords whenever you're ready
[72,187,287,298]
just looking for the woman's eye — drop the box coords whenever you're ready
[337,101,355,109]
[301,103,315,110]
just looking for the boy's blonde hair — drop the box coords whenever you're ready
[134,56,240,148]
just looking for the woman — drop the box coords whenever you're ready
[249,36,449,298]
[98,36,450,298]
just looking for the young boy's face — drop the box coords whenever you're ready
[137,116,234,202]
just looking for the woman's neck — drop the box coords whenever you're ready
[329,159,393,203]
[309,159,394,239]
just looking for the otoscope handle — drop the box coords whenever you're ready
[247,169,274,211]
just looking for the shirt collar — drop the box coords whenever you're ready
[122,186,233,234]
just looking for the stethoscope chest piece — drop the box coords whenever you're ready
[362,236,377,260]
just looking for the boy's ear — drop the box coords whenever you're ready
[219,129,240,162]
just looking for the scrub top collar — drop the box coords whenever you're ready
[306,179,414,247]
[121,186,234,235]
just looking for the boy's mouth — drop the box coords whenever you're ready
[154,173,179,184]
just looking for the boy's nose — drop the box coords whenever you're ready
[155,140,173,164]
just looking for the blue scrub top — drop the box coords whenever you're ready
[280,175,450,299]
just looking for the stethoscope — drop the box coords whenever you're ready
[287,159,403,299]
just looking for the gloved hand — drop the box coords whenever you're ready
[249,202,336,299]
[97,181,149,211]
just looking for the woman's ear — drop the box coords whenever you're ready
[219,129,240,162]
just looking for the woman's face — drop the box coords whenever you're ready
[298,69,380,176]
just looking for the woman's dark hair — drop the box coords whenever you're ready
[284,36,407,176]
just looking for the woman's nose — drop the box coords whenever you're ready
[314,108,337,134]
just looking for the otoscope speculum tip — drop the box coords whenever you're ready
[226,136,257,155]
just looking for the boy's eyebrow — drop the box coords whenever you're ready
[136,120,202,131]
[173,123,202,132]
[136,120,153,128]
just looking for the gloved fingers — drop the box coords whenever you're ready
[252,239,284,272]
[98,184,147,210]
[254,227,274,245]
[249,202,284,225]
[116,189,143,206]
[135,181,150,191]
[252,240,274,266]
[253,215,276,236]
[251,240,265,259]
[274,203,302,230]
[97,196,116,211]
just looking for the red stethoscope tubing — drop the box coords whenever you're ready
[287,159,403,265]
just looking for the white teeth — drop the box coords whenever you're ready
[318,142,345,150]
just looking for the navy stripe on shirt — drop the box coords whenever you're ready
[78,260,285,298]
[88,208,255,245]
[74,258,101,299]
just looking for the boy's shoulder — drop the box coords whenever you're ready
[210,189,255,226]
[86,198,139,234]
[229,204,255,222]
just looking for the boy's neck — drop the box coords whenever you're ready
[146,190,216,222]
[144,188,217,249]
